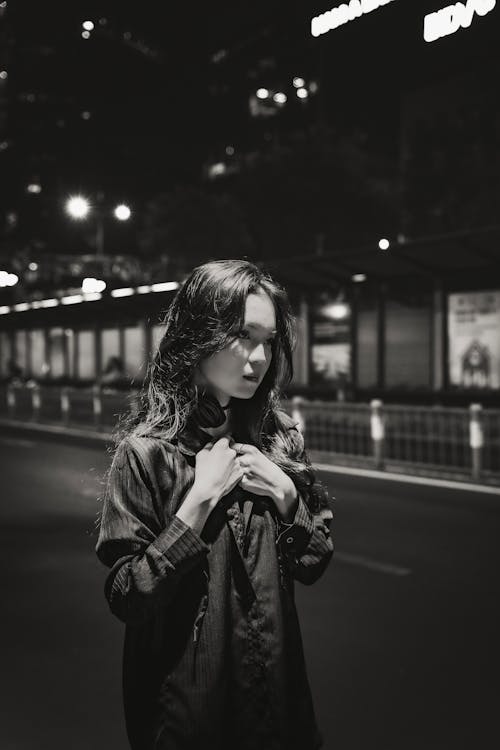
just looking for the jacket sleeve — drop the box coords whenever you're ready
[275,425,335,585]
[95,437,210,625]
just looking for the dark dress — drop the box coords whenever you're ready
[95,410,334,750]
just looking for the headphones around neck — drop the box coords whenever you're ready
[191,388,230,429]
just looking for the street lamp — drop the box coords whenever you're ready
[65,195,132,256]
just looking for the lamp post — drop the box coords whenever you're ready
[65,195,132,256]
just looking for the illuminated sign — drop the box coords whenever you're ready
[311,0,396,37]
[423,0,496,42]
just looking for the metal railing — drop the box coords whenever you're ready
[1,385,499,486]
[282,397,500,485]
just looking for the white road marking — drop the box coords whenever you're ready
[334,551,412,576]
[315,463,500,495]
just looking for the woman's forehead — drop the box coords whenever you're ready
[243,292,276,330]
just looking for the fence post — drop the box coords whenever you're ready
[61,387,70,426]
[291,395,305,435]
[469,403,483,481]
[6,384,16,418]
[92,383,102,430]
[370,399,385,469]
[31,385,41,422]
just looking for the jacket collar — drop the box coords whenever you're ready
[173,407,299,458]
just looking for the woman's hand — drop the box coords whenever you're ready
[193,435,244,507]
[230,440,298,520]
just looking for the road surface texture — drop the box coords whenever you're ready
[1,429,499,750]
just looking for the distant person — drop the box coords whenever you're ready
[99,355,128,386]
[95,259,335,750]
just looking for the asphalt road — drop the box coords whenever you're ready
[1,430,499,750]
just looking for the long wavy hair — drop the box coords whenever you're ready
[111,259,329,513]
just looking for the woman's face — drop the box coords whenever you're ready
[196,290,277,406]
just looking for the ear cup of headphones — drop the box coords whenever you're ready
[192,389,228,429]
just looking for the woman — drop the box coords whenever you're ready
[95,259,335,750]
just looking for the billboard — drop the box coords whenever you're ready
[448,290,500,389]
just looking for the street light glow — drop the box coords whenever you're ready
[114,204,131,221]
[0,271,19,287]
[66,196,90,219]
[256,88,270,99]
[293,77,305,88]
[296,87,309,99]
[81,31,91,39]
[82,277,106,294]
[378,238,390,250]
[82,21,94,31]
[0,70,7,80]
[273,92,287,104]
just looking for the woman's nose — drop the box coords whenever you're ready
[248,343,267,363]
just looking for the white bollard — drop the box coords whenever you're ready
[60,387,70,426]
[370,399,385,469]
[92,385,102,429]
[469,403,483,481]
[31,386,41,421]
[291,395,305,435]
[6,385,16,417]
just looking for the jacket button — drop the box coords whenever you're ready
[286,536,294,544]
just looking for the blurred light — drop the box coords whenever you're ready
[99,17,107,25]
[66,196,90,219]
[0,271,18,287]
[378,238,390,250]
[82,292,102,302]
[0,2,7,8]
[114,204,131,221]
[151,281,179,293]
[225,145,235,156]
[311,0,396,37]
[82,20,94,31]
[136,285,153,294]
[81,31,91,39]
[273,92,287,104]
[61,294,84,305]
[0,70,7,80]
[28,262,38,271]
[0,306,10,315]
[424,0,496,43]
[81,110,91,120]
[111,287,135,298]
[13,302,31,312]
[82,277,106,294]
[39,298,59,308]
[208,162,227,178]
[293,77,305,88]
[309,80,319,94]
[0,140,9,151]
[27,182,42,194]
[323,302,349,320]
[256,88,270,99]
[296,87,309,99]
[352,273,367,283]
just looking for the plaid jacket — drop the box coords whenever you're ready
[95,410,334,750]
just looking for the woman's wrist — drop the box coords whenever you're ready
[273,476,298,523]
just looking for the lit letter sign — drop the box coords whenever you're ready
[423,0,496,42]
[311,0,396,37]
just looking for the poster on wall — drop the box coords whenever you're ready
[311,291,351,391]
[448,290,500,389]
